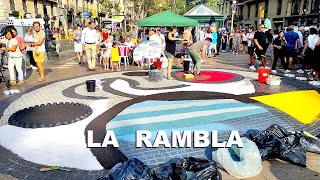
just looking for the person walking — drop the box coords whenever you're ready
[216,28,222,55]
[284,25,300,73]
[211,27,218,57]
[24,27,36,70]
[205,28,213,58]
[68,27,74,42]
[302,27,319,81]
[247,27,256,71]
[234,28,241,54]
[74,26,83,65]
[199,27,205,41]
[253,24,269,68]
[221,31,227,52]
[0,29,24,85]
[271,31,286,74]
[29,21,46,82]
[81,21,99,71]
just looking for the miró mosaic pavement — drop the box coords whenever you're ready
[0,69,319,179]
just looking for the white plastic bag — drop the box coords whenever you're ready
[212,137,262,179]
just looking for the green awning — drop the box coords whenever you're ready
[137,11,198,27]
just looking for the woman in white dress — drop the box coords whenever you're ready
[73,26,83,65]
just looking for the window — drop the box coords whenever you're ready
[303,0,309,12]
[255,3,259,17]
[291,0,301,15]
[311,0,320,14]
[277,0,282,15]
[22,0,27,12]
[265,0,269,16]
[34,0,38,14]
[9,0,15,11]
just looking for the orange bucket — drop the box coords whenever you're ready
[258,68,270,83]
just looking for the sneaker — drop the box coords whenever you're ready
[309,74,314,81]
[305,69,311,72]
[309,81,320,86]
[285,70,291,73]
[297,69,304,74]
[31,66,37,70]
[249,65,256,71]
[236,53,239,55]
[271,70,277,74]
[264,66,270,69]
[17,80,24,85]
[10,80,16,86]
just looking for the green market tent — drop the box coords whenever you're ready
[137,11,198,27]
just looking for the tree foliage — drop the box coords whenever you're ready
[101,0,219,19]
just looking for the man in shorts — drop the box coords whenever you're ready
[247,27,256,71]
[164,26,178,80]
[253,24,269,68]
[29,21,46,82]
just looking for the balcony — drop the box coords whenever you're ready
[47,0,58,3]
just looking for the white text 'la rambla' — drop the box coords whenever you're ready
[87,130,243,148]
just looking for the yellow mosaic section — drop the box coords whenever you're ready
[251,90,320,124]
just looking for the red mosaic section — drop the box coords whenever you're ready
[175,71,236,83]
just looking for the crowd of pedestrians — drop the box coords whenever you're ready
[0,21,46,86]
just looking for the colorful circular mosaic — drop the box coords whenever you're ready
[175,71,244,83]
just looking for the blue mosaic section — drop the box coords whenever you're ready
[111,100,294,165]
[117,111,292,165]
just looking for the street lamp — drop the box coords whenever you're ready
[230,0,237,32]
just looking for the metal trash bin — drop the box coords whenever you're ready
[86,80,96,92]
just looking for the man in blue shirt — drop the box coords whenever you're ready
[284,25,300,73]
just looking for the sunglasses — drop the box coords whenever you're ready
[259,26,266,28]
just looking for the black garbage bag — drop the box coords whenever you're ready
[244,124,307,167]
[150,157,221,180]
[298,131,320,154]
[105,158,151,180]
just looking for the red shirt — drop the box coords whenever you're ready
[15,35,25,53]
[102,32,109,40]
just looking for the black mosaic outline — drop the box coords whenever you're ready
[62,83,109,100]
[8,102,93,128]
[101,77,190,99]
[173,70,245,84]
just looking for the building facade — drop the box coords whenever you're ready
[0,0,104,30]
[218,0,320,30]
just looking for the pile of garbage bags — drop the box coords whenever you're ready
[243,124,320,167]
[98,157,221,180]
[99,124,320,180]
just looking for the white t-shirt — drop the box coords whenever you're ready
[308,34,319,50]
[24,34,34,51]
[199,31,205,41]
[158,33,166,48]
[125,41,135,48]
[149,34,162,45]
[33,30,46,52]
[247,33,254,47]
[242,33,248,41]
[4,38,22,57]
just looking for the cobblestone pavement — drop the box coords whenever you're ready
[0,50,319,180]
